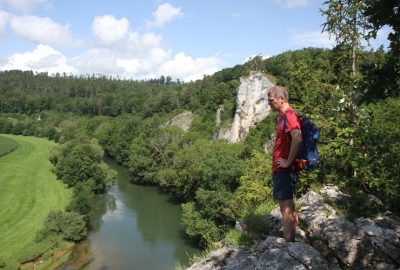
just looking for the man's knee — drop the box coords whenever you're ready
[279,200,296,222]
[279,199,295,211]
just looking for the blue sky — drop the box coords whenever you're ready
[0,0,390,81]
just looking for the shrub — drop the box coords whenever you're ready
[37,210,87,242]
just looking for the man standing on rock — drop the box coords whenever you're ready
[267,85,302,242]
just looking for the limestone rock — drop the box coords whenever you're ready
[355,214,400,265]
[165,110,193,132]
[187,237,329,270]
[222,236,328,270]
[186,246,235,270]
[218,72,274,142]
[320,184,351,206]
[299,189,399,269]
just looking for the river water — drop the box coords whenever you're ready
[59,158,199,270]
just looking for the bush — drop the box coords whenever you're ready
[61,212,87,241]
[224,229,253,247]
[181,202,222,247]
[37,210,87,242]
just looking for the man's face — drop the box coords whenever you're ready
[267,93,282,112]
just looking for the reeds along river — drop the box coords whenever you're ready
[59,157,199,270]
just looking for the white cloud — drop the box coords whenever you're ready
[92,15,129,45]
[1,44,76,74]
[274,0,309,9]
[66,47,219,81]
[125,32,163,54]
[10,15,81,48]
[146,3,183,28]
[159,52,220,82]
[69,48,124,75]
[0,11,9,36]
[0,6,220,81]
[116,58,141,73]
[0,0,50,13]
[292,30,335,48]
[0,42,220,81]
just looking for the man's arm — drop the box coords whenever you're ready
[276,128,302,169]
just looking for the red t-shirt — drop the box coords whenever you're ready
[272,108,301,172]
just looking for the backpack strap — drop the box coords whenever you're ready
[281,109,298,132]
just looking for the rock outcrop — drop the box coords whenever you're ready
[164,110,194,132]
[217,72,275,142]
[186,187,400,270]
[298,191,399,269]
[187,236,329,270]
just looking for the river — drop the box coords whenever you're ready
[59,158,199,270]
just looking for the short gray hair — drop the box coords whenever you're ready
[268,85,289,101]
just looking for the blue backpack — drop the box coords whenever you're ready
[282,110,319,172]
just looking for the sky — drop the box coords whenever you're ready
[0,0,391,82]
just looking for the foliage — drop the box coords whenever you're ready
[156,139,245,200]
[66,182,94,221]
[321,0,372,77]
[364,0,400,53]
[234,150,273,216]
[52,137,114,193]
[225,200,276,247]
[181,202,222,248]
[0,70,182,118]
[364,0,400,95]
[242,114,276,155]
[37,210,87,242]
[195,188,236,225]
[353,98,400,211]
[224,229,254,247]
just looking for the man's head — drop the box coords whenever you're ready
[267,85,289,112]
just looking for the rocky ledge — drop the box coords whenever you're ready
[186,186,400,270]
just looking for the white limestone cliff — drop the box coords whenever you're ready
[218,72,275,142]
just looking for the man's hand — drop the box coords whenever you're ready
[276,129,302,169]
[275,157,290,168]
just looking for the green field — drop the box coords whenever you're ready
[0,134,72,270]
[0,136,19,157]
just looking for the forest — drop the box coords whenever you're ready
[0,0,398,253]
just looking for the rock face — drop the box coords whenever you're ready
[165,110,194,132]
[186,236,329,270]
[218,72,275,142]
[298,191,399,269]
[186,187,400,270]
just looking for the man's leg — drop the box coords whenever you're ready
[279,199,297,242]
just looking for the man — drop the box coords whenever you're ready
[267,85,302,242]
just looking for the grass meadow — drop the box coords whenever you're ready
[0,134,72,270]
